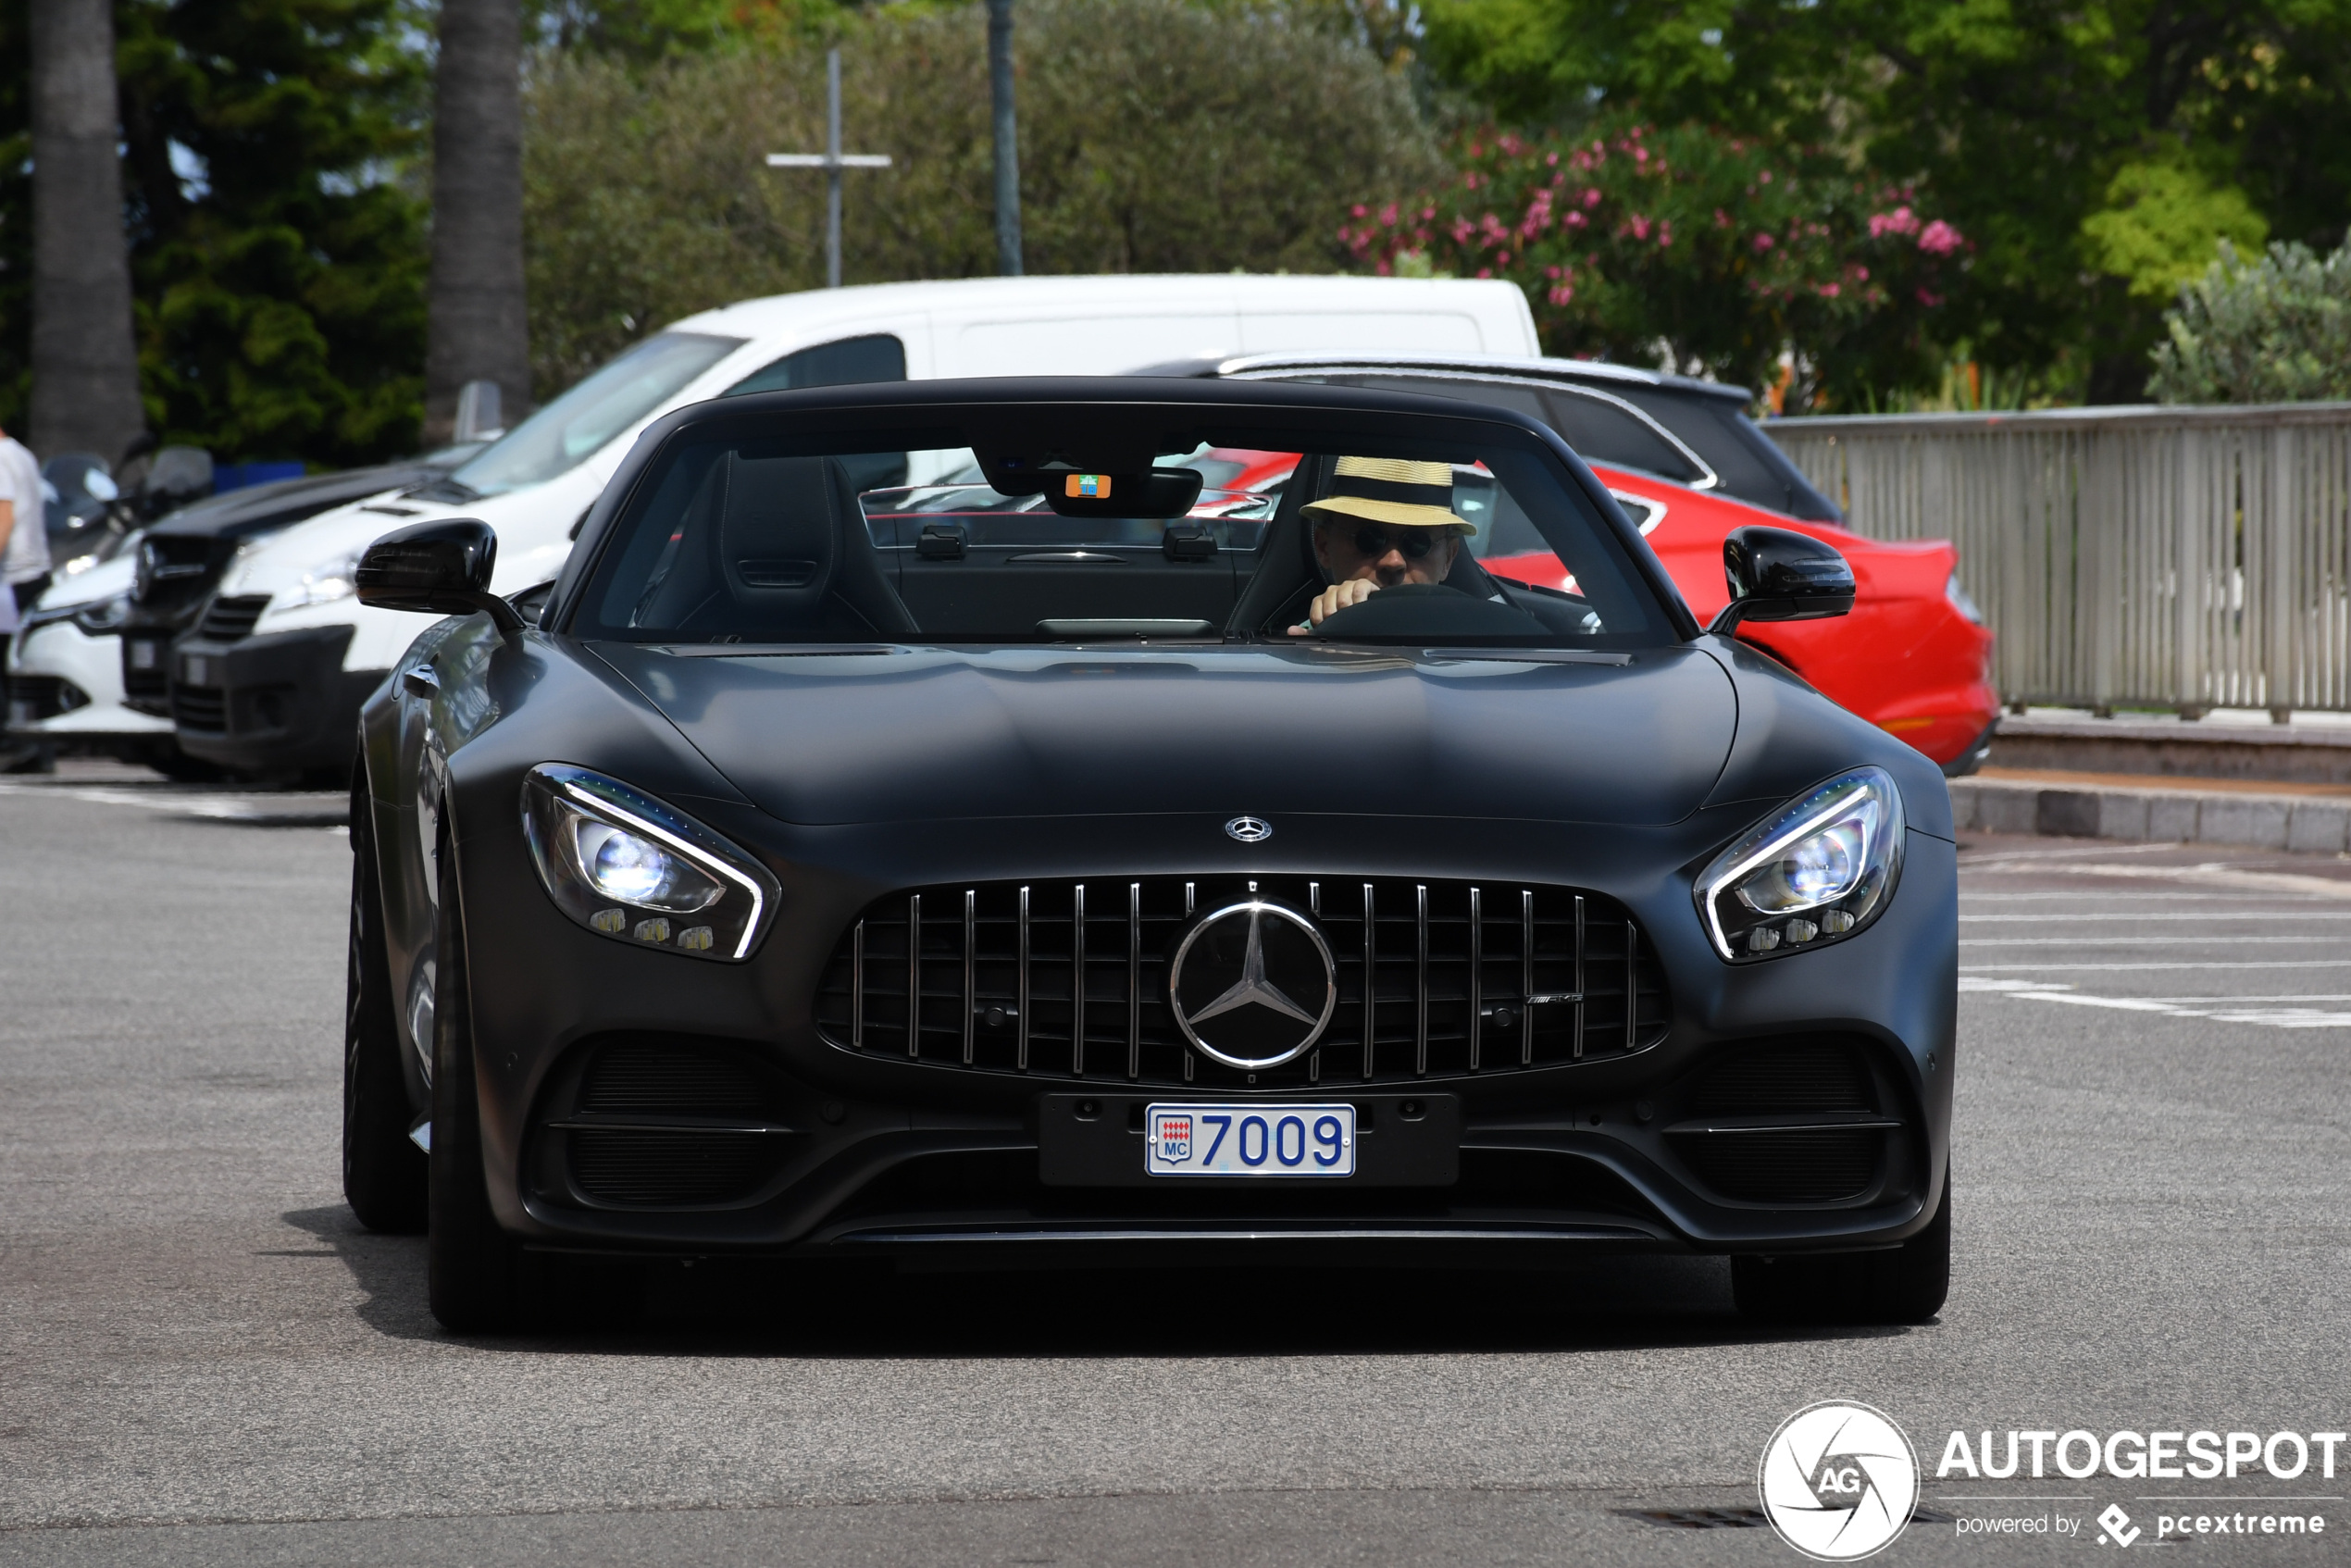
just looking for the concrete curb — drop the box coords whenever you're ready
[1989,715,2351,784]
[1950,777,2351,852]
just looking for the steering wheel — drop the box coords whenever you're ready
[1311,581,1549,640]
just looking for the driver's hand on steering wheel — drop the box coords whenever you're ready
[1288,578,1380,635]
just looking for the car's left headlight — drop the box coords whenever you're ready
[521,765,781,961]
[1696,767,1905,961]
[71,591,132,635]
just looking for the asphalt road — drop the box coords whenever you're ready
[1,764,2345,1566]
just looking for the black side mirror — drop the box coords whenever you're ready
[1710,525,1855,634]
[356,517,524,633]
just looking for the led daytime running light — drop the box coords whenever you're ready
[521,765,779,963]
[1696,768,1904,962]
[554,780,765,958]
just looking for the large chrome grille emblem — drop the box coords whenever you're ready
[1166,902,1337,1069]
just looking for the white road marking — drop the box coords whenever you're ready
[1962,935,2351,945]
[1967,841,2196,862]
[2139,994,2351,1002]
[1961,960,2351,971]
[1962,911,2351,921]
[1963,891,2333,902]
[1969,860,2351,899]
[0,781,344,823]
[1959,976,2351,1027]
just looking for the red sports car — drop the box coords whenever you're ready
[1156,355,1998,776]
[1498,467,1996,774]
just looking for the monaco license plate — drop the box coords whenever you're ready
[1145,1102,1355,1177]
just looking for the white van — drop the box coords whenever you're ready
[172,274,1536,777]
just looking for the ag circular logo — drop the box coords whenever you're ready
[1166,902,1336,1069]
[1224,815,1273,843]
[1757,1401,1920,1562]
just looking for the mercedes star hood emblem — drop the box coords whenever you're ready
[1167,901,1337,1069]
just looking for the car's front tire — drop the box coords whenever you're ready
[342,773,427,1232]
[426,823,531,1333]
[1732,1176,1951,1325]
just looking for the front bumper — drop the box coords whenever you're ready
[172,624,387,776]
[437,800,1959,1265]
[6,621,174,740]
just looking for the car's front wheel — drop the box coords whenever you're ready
[1732,1176,1951,1325]
[342,773,427,1232]
[426,823,532,1333]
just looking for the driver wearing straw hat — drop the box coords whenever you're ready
[1288,456,1479,635]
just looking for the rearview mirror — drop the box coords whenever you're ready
[1710,525,1855,634]
[356,517,524,633]
[1041,467,1205,520]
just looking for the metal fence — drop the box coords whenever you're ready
[1767,404,2351,716]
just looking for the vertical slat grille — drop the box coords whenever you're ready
[1126,882,1142,1080]
[815,875,1668,1089]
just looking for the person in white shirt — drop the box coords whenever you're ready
[0,426,55,772]
[0,427,48,613]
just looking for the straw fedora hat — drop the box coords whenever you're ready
[1300,456,1474,534]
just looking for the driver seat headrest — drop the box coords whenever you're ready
[718,454,844,612]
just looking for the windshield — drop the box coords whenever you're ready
[569,414,1667,650]
[440,332,744,498]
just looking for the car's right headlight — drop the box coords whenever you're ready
[521,765,781,961]
[71,591,132,636]
[1695,767,1905,961]
[263,550,365,619]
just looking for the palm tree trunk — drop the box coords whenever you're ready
[425,0,529,445]
[28,0,145,463]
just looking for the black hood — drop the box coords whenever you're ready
[590,642,1736,828]
[146,461,445,542]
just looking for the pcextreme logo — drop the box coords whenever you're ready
[1759,1401,1922,1562]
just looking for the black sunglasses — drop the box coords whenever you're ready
[1348,525,1437,559]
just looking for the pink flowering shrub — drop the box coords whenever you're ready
[1343,121,1971,406]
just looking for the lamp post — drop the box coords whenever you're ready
[987,0,1022,277]
[765,48,892,289]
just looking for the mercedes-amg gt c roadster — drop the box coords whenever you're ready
[340,379,1955,1332]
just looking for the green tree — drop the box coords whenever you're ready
[2149,239,2351,403]
[2080,156,2270,303]
[0,3,32,433]
[529,0,849,57]
[30,0,145,461]
[1348,121,1970,406]
[114,0,432,466]
[1416,0,2351,402]
[522,0,1441,393]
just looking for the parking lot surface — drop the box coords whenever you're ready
[1,765,2345,1564]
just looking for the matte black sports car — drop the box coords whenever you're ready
[341,380,1955,1332]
